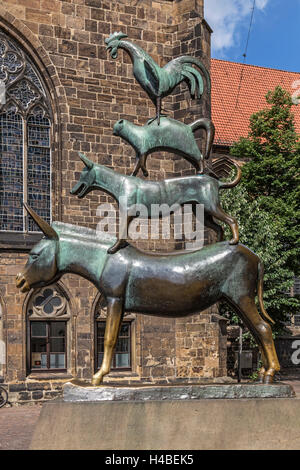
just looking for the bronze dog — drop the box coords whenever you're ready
[71,153,241,254]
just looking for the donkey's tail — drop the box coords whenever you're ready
[257,262,275,324]
[189,118,215,159]
[219,159,242,188]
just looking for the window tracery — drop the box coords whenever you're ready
[0,31,51,232]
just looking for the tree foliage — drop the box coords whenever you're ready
[220,86,300,333]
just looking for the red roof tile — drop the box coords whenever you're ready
[211,59,300,146]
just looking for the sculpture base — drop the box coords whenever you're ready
[30,386,300,450]
[63,380,295,401]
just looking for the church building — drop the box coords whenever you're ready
[0,0,230,403]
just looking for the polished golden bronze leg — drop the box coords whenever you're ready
[92,297,124,386]
[237,298,280,384]
[257,348,267,383]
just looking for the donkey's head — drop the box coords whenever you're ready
[70,153,96,198]
[16,205,59,293]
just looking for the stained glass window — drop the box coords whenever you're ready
[0,111,23,230]
[0,31,51,233]
[27,113,51,231]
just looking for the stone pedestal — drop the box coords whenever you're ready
[63,380,295,401]
[29,381,298,450]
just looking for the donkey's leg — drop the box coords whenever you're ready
[257,347,267,383]
[108,215,134,254]
[92,297,123,386]
[209,206,239,244]
[237,298,280,383]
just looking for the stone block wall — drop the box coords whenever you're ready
[0,0,227,402]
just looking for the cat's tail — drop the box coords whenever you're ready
[219,158,242,188]
[189,118,215,160]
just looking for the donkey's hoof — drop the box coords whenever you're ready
[229,238,239,245]
[92,378,102,386]
[263,375,274,384]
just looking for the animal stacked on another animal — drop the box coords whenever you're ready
[16,205,280,386]
[71,153,241,254]
[113,116,215,177]
[105,32,211,124]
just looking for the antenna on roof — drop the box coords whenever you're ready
[235,0,256,109]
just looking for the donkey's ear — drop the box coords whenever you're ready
[78,152,94,169]
[24,203,58,240]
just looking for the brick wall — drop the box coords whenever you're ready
[0,0,227,402]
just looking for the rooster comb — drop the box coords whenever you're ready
[105,31,128,45]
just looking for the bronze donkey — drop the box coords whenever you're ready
[71,153,241,254]
[16,205,280,385]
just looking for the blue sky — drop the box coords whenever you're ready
[205,0,300,72]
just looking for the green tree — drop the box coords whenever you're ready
[220,86,300,332]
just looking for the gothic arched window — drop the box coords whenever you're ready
[27,284,70,373]
[0,31,51,232]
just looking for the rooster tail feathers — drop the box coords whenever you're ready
[171,56,211,94]
[183,65,204,97]
[181,70,197,96]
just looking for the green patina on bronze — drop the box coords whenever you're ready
[14,32,281,388]
[70,153,241,253]
[16,205,279,385]
[105,32,211,123]
[113,116,215,177]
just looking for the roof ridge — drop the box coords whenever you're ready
[211,58,300,75]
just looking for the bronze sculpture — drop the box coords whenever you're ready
[105,32,211,124]
[113,117,215,177]
[15,33,281,387]
[16,205,280,385]
[71,153,241,253]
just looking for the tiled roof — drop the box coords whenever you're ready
[211,59,300,146]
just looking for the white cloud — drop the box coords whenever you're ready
[205,0,269,55]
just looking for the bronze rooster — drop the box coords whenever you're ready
[105,32,211,124]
